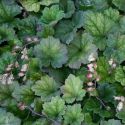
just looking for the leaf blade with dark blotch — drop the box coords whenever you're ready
[97,83,116,103]
[34,36,68,68]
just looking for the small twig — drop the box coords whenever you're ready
[25,106,61,124]
[96,96,107,108]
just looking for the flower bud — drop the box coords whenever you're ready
[87,82,94,86]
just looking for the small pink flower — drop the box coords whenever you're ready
[87,73,93,79]
[18,102,26,111]
[87,63,94,72]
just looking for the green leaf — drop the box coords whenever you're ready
[120,16,125,33]
[61,74,86,103]
[27,58,42,80]
[59,0,75,18]
[64,104,84,125]
[0,24,15,44]
[0,82,18,107]
[84,11,114,37]
[0,52,15,74]
[40,0,59,6]
[100,119,122,125]
[113,0,125,12]
[0,0,21,24]
[33,98,43,113]
[0,108,21,125]
[55,20,77,44]
[20,0,40,12]
[43,96,65,120]
[78,0,108,11]
[16,16,38,38]
[72,11,85,29]
[43,67,70,83]
[92,0,109,10]
[96,57,115,82]
[97,83,116,103]
[13,81,35,105]
[104,8,120,22]
[32,75,60,101]
[115,66,125,86]
[67,33,97,69]
[83,98,100,113]
[104,34,125,63]
[84,10,116,49]
[34,36,68,68]
[37,25,54,38]
[40,5,65,25]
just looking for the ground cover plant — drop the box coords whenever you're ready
[1,0,125,125]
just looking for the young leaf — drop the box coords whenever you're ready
[43,96,65,120]
[67,33,97,69]
[0,108,21,125]
[115,66,125,86]
[20,0,40,12]
[34,36,68,68]
[40,5,65,25]
[61,74,86,103]
[64,104,84,125]
[32,75,60,101]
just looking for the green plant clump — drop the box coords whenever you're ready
[1,0,125,125]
